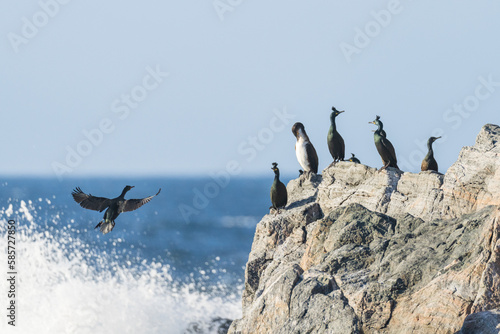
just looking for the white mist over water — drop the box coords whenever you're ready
[0,199,241,334]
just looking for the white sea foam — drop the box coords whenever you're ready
[4,203,14,216]
[0,200,241,334]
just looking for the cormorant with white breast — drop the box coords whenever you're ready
[292,122,319,174]
[421,136,441,172]
[327,106,345,163]
[270,162,287,212]
[72,185,161,234]
[369,115,399,170]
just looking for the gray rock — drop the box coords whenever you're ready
[229,124,500,334]
[316,124,500,222]
[459,310,500,334]
[185,317,232,334]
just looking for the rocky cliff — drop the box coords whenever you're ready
[228,124,500,334]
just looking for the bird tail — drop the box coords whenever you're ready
[95,220,115,234]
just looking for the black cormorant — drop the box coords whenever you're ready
[72,185,161,234]
[421,136,441,172]
[270,162,287,212]
[369,116,399,170]
[327,106,345,163]
[292,122,319,174]
[348,153,361,164]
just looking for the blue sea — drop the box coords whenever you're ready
[0,176,277,333]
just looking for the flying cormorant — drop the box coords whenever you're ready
[369,116,399,170]
[348,153,361,164]
[421,136,441,172]
[270,162,287,212]
[72,185,161,234]
[292,122,319,174]
[327,106,345,163]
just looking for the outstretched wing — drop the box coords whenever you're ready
[72,187,111,212]
[122,188,161,212]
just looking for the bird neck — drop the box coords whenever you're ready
[297,128,310,142]
[374,121,385,137]
[274,171,280,183]
[119,188,129,198]
[427,140,434,157]
[330,115,337,132]
[377,121,384,133]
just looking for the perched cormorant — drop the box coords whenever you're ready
[327,106,345,163]
[292,122,319,174]
[72,185,161,234]
[270,162,287,212]
[348,153,361,164]
[369,116,399,170]
[421,136,441,172]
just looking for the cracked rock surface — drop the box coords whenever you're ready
[229,124,500,334]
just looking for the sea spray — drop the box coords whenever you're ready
[0,199,241,333]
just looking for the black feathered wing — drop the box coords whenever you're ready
[72,187,111,212]
[306,142,319,174]
[422,154,438,172]
[381,137,398,167]
[339,135,345,161]
[270,181,287,209]
[122,188,161,212]
[277,182,288,208]
[327,130,345,162]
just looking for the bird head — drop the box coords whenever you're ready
[331,106,345,119]
[271,162,279,174]
[124,185,135,192]
[429,136,442,143]
[291,122,305,138]
[369,115,381,125]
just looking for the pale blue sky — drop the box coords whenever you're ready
[1,1,499,178]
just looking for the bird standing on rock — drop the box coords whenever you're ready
[421,136,441,172]
[369,115,399,170]
[270,162,287,213]
[348,153,361,164]
[292,122,319,174]
[72,185,161,234]
[327,106,345,163]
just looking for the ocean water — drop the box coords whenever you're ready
[0,177,274,334]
